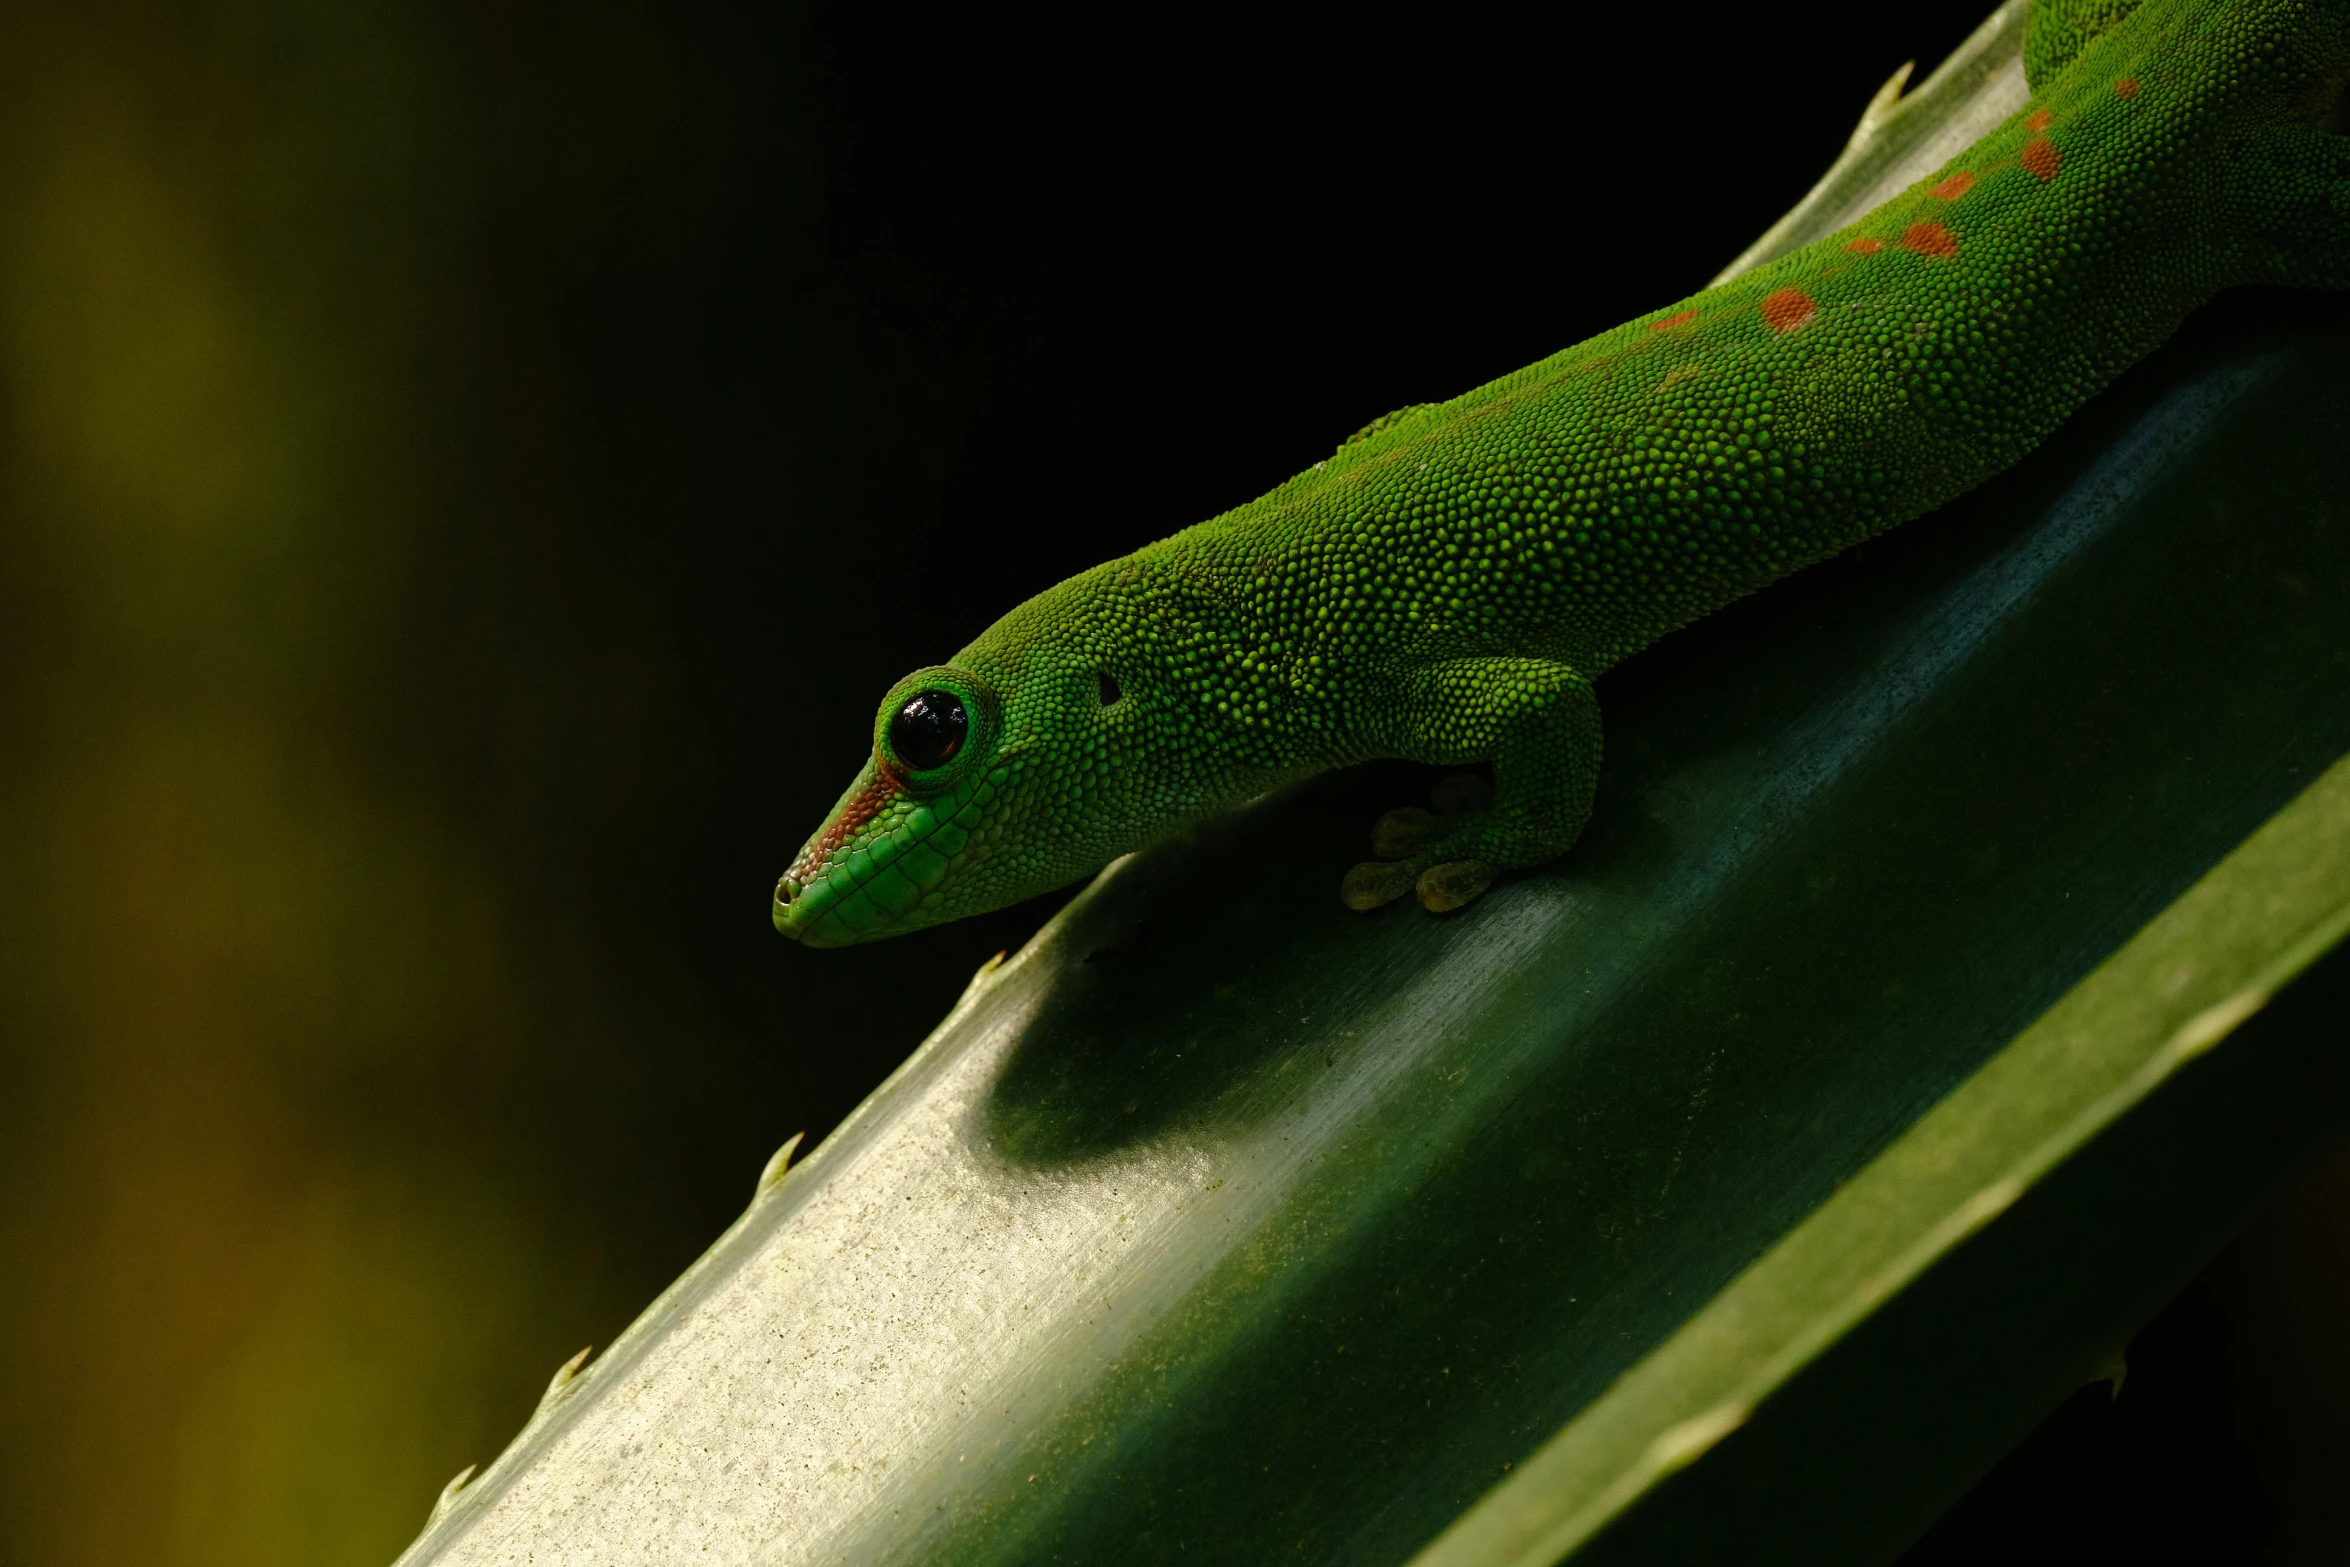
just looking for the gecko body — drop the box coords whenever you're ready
[776,0,2350,947]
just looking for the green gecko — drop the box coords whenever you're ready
[774,0,2350,948]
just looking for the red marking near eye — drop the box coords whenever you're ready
[789,771,901,883]
[2025,108,2052,131]
[1761,287,1817,333]
[2115,77,2140,98]
[1902,221,1959,258]
[1845,237,1884,254]
[1649,309,1699,332]
[1930,171,1976,200]
[2021,136,2062,180]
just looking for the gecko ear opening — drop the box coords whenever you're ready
[1097,670,1123,706]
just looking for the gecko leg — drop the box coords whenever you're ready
[1341,658,1600,914]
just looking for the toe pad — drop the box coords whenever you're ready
[1341,859,1418,911]
[1416,859,1494,913]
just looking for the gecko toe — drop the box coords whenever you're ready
[1342,859,1418,911]
[1415,859,1494,913]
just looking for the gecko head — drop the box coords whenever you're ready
[772,571,1194,947]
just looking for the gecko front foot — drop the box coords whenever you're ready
[1342,773,1498,914]
[1340,853,1496,914]
[1341,658,1600,917]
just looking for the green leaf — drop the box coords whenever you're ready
[396,27,2350,1567]
[1416,678,2350,1567]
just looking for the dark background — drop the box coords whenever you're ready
[0,0,2340,1561]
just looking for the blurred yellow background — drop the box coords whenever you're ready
[0,5,684,1560]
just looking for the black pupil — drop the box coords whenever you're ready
[891,689,967,771]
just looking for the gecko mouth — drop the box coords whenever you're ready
[771,859,886,947]
[774,767,1003,946]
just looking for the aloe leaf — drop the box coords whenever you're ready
[393,36,2350,1567]
[1415,696,2350,1567]
[1711,0,2030,283]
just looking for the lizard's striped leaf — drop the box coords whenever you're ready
[394,29,2350,1567]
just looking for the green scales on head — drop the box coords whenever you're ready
[775,0,2350,947]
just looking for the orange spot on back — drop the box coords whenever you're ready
[1901,221,1959,259]
[1761,287,1817,333]
[1844,237,1883,254]
[2025,108,2052,131]
[1649,309,1699,333]
[2115,76,2139,98]
[1930,170,1976,201]
[2020,136,2062,181]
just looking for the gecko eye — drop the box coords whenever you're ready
[1097,670,1122,706]
[889,690,967,771]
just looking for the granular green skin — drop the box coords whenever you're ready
[777,0,2350,947]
